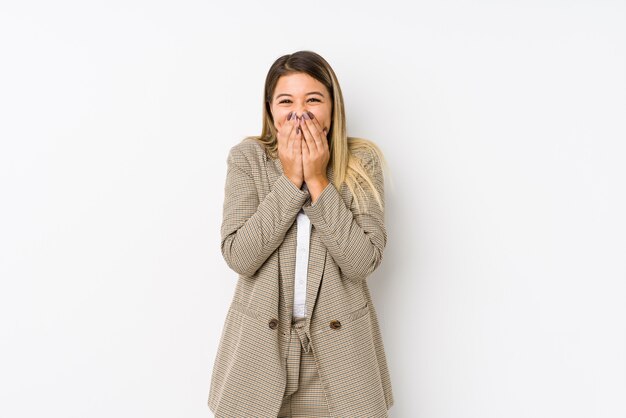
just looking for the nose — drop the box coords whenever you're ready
[294,106,309,119]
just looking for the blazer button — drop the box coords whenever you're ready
[329,319,341,329]
[268,318,279,329]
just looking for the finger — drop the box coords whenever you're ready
[320,126,329,150]
[300,113,320,153]
[306,112,325,149]
[308,113,329,152]
[295,133,303,163]
[305,112,329,152]
[305,111,325,139]
[299,120,312,155]
[289,112,300,155]
[301,133,309,161]
[278,129,291,156]
[294,115,307,158]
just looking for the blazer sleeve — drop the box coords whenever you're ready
[220,145,309,277]
[302,150,387,282]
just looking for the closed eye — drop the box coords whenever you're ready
[279,98,321,104]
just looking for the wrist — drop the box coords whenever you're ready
[306,176,330,204]
[306,176,329,190]
[286,175,303,189]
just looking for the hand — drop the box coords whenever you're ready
[276,111,304,189]
[299,111,330,199]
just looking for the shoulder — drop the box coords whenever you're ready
[348,137,384,171]
[227,137,268,168]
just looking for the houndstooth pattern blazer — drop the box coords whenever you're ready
[208,138,394,417]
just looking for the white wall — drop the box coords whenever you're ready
[1,1,624,417]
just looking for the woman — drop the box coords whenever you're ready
[208,50,394,417]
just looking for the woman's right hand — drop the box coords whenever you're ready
[276,111,304,189]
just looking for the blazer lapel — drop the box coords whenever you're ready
[267,157,295,316]
[304,163,333,321]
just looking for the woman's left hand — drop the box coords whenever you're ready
[299,111,329,191]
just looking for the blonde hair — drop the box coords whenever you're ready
[242,50,387,213]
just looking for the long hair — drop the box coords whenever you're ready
[243,50,386,213]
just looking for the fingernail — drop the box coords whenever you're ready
[296,127,301,134]
[307,111,314,119]
[302,112,310,120]
[287,111,293,120]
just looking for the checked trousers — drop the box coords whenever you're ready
[277,316,330,417]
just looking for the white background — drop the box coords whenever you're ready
[1,1,625,417]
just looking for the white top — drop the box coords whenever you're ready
[293,184,312,319]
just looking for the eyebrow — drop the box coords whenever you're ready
[275,91,325,99]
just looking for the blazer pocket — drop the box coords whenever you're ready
[311,302,370,337]
[346,302,370,322]
[229,300,264,325]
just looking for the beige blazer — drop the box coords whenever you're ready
[208,138,394,417]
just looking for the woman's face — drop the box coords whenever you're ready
[270,72,332,135]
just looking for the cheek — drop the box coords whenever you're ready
[271,107,290,129]
[311,110,331,130]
